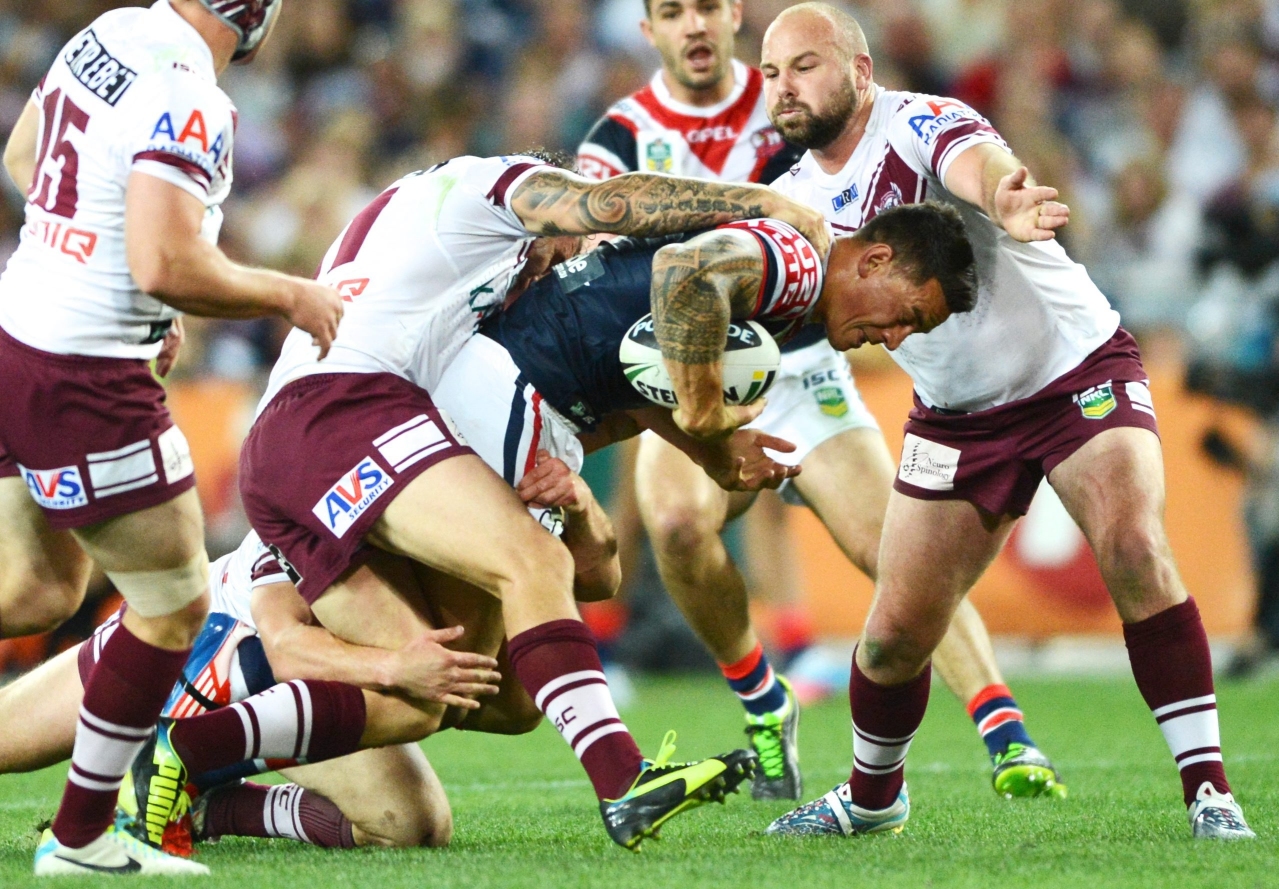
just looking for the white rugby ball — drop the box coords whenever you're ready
[620,313,780,408]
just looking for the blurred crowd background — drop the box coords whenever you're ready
[1,0,1278,678]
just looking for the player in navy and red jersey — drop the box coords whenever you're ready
[758,3,1253,841]
[577,0,1066,805]
[0,0,345,875]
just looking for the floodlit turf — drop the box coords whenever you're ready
[1,674,1276,887]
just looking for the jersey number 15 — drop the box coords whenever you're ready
[29,88,89,220]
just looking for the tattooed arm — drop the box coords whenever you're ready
[650,228,769,440]
[509,169,831,255]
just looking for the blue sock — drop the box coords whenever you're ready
[968,684,1035,756]
[721,643,787,717]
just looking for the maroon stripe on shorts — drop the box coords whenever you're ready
[332,187,398,268]
[486,163,540,208]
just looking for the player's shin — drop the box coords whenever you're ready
[848,653,931,810]
[1123,597,1232,805]
[507,619,643,800]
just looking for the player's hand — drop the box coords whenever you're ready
[700,429,802,491]
[673,398,767,441]
[993,167,1069,242]
[154,316,184,378]
[768,196,831,258]
[284,279,344,360]
[387,625,501,709]
[517,450,590,513]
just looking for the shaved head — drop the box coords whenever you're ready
[766,2,868,64]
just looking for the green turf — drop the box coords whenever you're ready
[3,674,1276,887]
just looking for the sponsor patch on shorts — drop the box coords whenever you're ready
[158,426,195,485]
[814,385,849,417]
[1125,381,1155,417]
[312,456,394,538]
[1074,381,1116,420]
[18,464,89,509]
[898,433,960,491]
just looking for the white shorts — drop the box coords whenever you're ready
[748,339,879,503]
[433,335,584,533]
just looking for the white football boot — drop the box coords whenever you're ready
[1188,782,1256,840]
[34,826,209,876]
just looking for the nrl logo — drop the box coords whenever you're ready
[645,139,672,173]
[814,386,849,418]
[1074,382,1116,419]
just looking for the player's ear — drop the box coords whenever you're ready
[640,13,655,46]
[731,0,743,33]
[857,242,893,277]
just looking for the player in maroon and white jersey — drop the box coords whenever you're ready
[758,3,1253,840]
[580,0,1066,805]
[0,0,345,875]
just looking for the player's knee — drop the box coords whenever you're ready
[1095,518,1170,583]
[645,502,719,565]
[355,800,453,849]
[0,574,82,637]
[494,529,575,598]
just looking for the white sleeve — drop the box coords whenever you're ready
[456,155,556,236]
[885,95,1009,184]
[124,74,234,200]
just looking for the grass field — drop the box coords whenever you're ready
[1,674,1276,887]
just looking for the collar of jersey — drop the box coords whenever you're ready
[647,58,749,118]
[149,0,217,82]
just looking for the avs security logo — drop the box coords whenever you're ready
[1074,382,1116,420]
[20,464,89,509]
[897,433,960,491]
[312,456,393,538]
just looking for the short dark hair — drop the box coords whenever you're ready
[855,201,977,314]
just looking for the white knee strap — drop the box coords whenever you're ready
[106,550,209,618]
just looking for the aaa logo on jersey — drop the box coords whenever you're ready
[312,456,393,538]
[814,386,849,417]
[1074,382,1116,419]
[19,464,89,509]
[645,139,672,172]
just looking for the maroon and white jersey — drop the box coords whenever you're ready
[577,60,800,184]
[258,155,551,412]
[0,0,236,359]
[771,86,1120,412]
[207,530,288,629]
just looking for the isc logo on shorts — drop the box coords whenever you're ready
[19,464,89,510]
[312,456,394,538]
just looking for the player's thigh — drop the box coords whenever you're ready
[280,744,451,848]
[0,476,91,631]
[367,453,572,601]
[0,644,84,772]
[634,433,737,549]
[865,491,1015,667]
[792,426,895,579]
[71,486,205,572]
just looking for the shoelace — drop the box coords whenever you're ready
[648,730,678,770]
[746,717,786,778]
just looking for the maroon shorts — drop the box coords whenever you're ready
[239,372,473,604]
[0,326,196,529]
[893,328,1159,517]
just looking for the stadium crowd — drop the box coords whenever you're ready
[1,0,1278,671]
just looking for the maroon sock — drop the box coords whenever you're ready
[508,619,643,800]
[847,653,931,811]
[169,680,366,777]
[52,624,190,848]
[1123,597,1231,806]
[200,782,356,848]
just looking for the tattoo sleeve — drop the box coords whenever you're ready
[509,170,778,237]
[650,231,763,365]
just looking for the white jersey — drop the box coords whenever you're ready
[770,86,1120,412]
[577,60,800,184]
[258,155,549,411]
[0,0,235,359]
[207,530,290,630]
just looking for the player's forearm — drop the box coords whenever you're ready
[513,169,806,238]
[130,236,300,320]
[947,143,1025,225]
[562,497,621,602]
[261,623,402,693]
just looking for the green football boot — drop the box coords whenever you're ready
[600,731,757,850]
[991,743,1067,799]
[746,675,801,800]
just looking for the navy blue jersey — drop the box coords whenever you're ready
[480,221,825,431]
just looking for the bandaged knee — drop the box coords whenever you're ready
[106,550,209,617]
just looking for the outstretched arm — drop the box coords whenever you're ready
[943,142,1069,242]
[630,407,802,492]
[509,168,830,254]
[650,228,767,440]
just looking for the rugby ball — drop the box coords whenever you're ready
[619,313,780,407]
